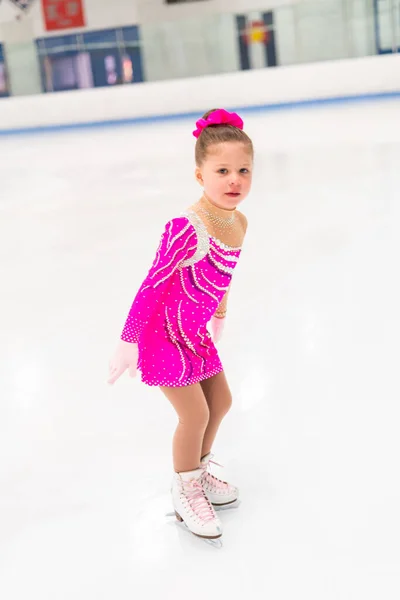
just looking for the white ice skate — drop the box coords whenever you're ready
[200,453,239,507]
[171,468,222,540]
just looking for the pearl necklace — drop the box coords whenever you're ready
[197,205,237,230]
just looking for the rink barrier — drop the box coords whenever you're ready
[0,54,399,135]
[0,90,399,136]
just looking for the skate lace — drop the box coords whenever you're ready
[182,480,216,522]
[200,459,231,492]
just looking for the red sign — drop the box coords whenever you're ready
[42,0,86,32]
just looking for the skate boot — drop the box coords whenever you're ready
[200,453,239,507]
[172,468,222,540]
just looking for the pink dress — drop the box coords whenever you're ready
[121,210,242,387]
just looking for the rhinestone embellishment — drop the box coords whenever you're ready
[180,212,210,267]
[197,205,236,229]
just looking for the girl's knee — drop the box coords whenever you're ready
[179,403,210,430]
[223,391,233,416]
[211,391,232,419]
[196,403,210,430]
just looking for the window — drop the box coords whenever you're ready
[36,25,144,93]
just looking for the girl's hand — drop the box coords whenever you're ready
[210,316,225,344]
[108,341,138,384]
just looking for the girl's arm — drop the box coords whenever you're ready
[121,217,197,344]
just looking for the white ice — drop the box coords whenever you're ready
[1,99,400,599]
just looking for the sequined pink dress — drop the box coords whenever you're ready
[121,210,242,387]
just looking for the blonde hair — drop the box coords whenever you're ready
[195,108,254,166]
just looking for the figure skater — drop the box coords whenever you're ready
[109,108,253,541]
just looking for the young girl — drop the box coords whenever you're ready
[108,108,253,541]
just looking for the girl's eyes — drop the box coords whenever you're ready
[217,168,250,174]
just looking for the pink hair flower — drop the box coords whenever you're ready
[193,109,244,139]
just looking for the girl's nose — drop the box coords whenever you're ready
[229,172,240,185]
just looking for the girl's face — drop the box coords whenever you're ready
[195,142,253,210]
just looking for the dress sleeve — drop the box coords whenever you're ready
[121,217,197,344]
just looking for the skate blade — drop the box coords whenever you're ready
[213,499,241,511]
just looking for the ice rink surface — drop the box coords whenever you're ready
[1,99,400,599]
